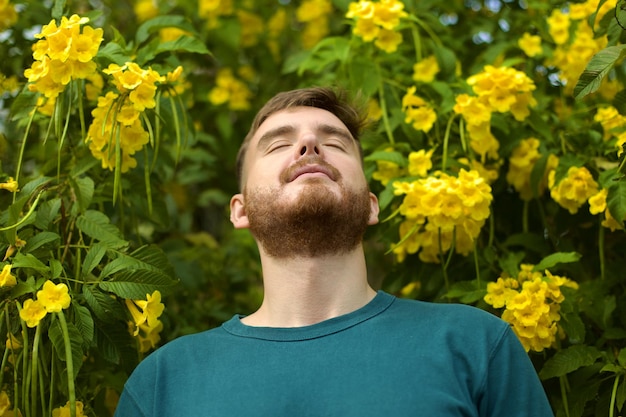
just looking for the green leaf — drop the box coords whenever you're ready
[70,176,95,216]
[539,345,603,380]
[607,180,626,227]
[34,198,61,230]
[96,42,131,66]
[99,245,177,299]
[444,280,487,303]
[76,210,128,249]
[73,303,95,345]
[137,36,211,64]
[100,269,177,299]
[347,56,380,97]
[81,242,108,278]
[135,15,198,45]
[297,37,350,76]
[23,232,60,253]
[574,45,626,99]
[52,0,66,20]
[12,253,49,272]
[49,317,84,379]
[83,286,126,322]
[533,252,581,272]
[364,150,407,167]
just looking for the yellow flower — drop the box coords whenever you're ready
[453,94,491,125]
[374,28,403,53]
[0,264,16,288]
[0,390,10,415]
[547,9,570,45]
[408,149,433,177]
[518,32,542,57]
[37,280,71,312]
[0,177,18,192]
[52,401,85,417]
[402,87,437,132]
[372,160,405,186]
[134,0,159,22]
[20,299,47,328]
[237,10,264,47]
[126,291,165,351]
[588,188,607,215]
[412,55,439,83]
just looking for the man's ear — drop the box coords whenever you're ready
[230,193,250,229]
[368,192,380,226]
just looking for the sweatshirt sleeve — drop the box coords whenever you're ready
[479,325,554,417]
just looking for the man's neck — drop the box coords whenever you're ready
[241,245,376,328]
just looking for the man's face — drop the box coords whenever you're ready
[231,106,379,258]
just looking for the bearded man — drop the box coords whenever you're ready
[114,87,554,417]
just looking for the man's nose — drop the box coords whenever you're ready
[297,133,322,157]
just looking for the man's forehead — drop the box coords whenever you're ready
[252,107,351,141]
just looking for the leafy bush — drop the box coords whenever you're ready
[0,0,625,416]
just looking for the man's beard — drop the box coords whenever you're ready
[244,160,373,258]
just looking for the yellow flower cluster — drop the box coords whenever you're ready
[402,86,437,133]
[237,10,264,48]
[126,290,165,353]
[208,68,253,110]
[19,280,72,328]
[454,65,537,160]
[594,106,626,157]
[24,15,103,99]
[86,63,180,172]
[506,138,559,201]
[198,0,233,29]
[546,0,613,93]
[0,0,17,31]
[392,169,493,263]
[346,0,408,53]
[296,0,333,49]
[588,188,625,231]
[548,166,599,214]
[0,73,20,96]
[484,264,578,352]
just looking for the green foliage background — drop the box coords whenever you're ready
[1,0,626,416]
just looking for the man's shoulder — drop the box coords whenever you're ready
[385,294,508,333]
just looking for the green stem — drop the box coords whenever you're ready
[609,374,620,417]
[376,66,394,145]
[411,22,422,62]
[438,228,450,292]
[559,375,570,417]
[598,219,605,280]
[30,324,42,417]
[57,311,76,417]
[441,114,457,172]
[14,106,38,202]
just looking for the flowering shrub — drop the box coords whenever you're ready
[1,0,625,416]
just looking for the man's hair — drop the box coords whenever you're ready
[236,86,368,189]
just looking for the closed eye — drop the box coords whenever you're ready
[324,140,347,151]
[267,141,292,153]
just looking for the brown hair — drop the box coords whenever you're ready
[235,86,367,189]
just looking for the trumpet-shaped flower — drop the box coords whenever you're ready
[37,280,71,312]
[518,32,542,57]
[0,177,18,192]
[413,55,440,83]
[20,299,47,328]
[346,0,407,53]
[0,0,18,31]
[0,264,16,288]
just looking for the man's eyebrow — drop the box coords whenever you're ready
[256,125,296,150]
[316,123,354,143]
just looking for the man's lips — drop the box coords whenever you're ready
[288,165,336,182]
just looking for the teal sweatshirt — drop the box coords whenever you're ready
[114,291,554,416]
